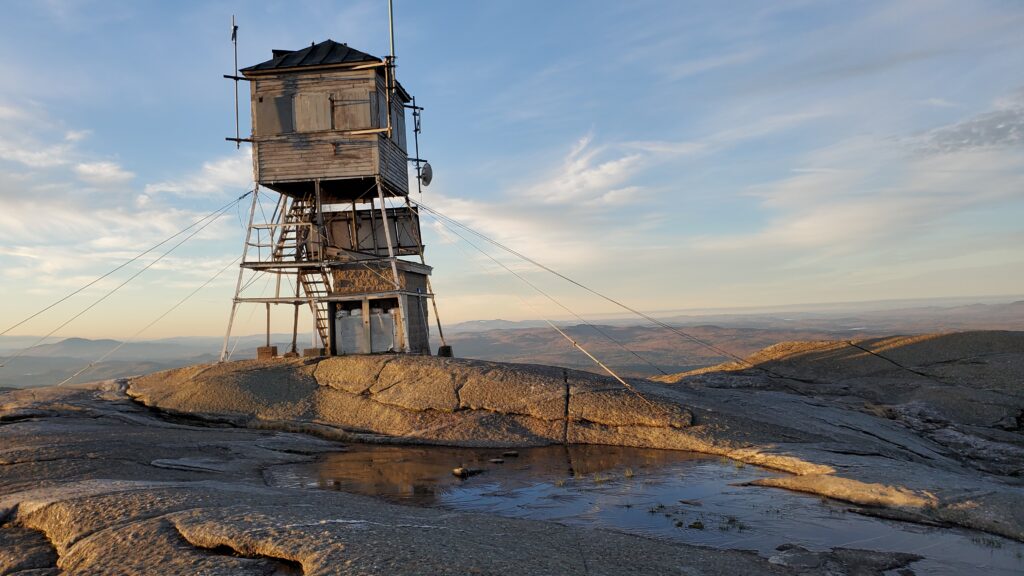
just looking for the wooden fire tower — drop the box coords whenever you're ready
[220,39,440,360]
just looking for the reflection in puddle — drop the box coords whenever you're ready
[268,444,1024,576]
[309,444,709,504]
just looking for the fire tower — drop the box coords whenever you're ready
[220,39,440,360]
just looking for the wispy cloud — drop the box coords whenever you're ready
[913,92,1024,153]
[666,49,760,80]
[523,134,643,205]
[426,102,825,277]
[697,94,1024,259]
[920,98,957,108]
[0,101,95,171]
[142,150,252,198]
[0,100,244,304]
[74,161,134,186]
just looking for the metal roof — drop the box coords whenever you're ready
[242,40,381,74]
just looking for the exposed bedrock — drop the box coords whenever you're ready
[128,356,693,449]
[0,384,922,575]
[121,339,1024,542]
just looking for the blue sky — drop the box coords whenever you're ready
[0,0,1022,339]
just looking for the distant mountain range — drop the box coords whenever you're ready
[445,299,1024,334]
[1,298,1020,387]
[0,334,279,388]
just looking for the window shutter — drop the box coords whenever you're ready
[294,93,331,132]
[254,95,294,136]
[332,89,372,130]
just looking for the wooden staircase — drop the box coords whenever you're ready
[299,270,331,348]
[274,196,333,348]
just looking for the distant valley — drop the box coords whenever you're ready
[2,298,1021,387]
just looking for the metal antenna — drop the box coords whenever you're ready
[383,0,397,140]
[388,0,396,63]
[224,16,251,147]
[389,1,425,194]
[412,96,423,195]
[231,16,239,148]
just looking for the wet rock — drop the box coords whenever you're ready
[149,457,235,473]
[452,467,483,479]
[20,330,1024,549]
[749,475,934,509]
[769,544,922,576]
[1,386,807,574]
[123,347,1024,542]
[769,543,822,569]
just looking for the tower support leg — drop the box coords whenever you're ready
[375,177,410,352]
[219,301,240,362]
[220,187,260,362]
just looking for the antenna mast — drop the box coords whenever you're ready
[384,0,396,141]
[224,15,251,147]
[391,0,427,194]
[231,16,239,148]
[388,0,396,62]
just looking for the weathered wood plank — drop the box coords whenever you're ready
[250,66,410,192]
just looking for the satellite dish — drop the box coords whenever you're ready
[419,162,433,187]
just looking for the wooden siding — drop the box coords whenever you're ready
[379,137,409,194]
[255,134,377,183]
[373,74,411,194]
[324,207,420,256]
[252,69,376,95]
[250,67,410,193]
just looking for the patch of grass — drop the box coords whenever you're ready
[688,520,705,530]
[553,479,566,487]
[624,467,635,479]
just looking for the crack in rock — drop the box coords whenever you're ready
[172,521,305,575]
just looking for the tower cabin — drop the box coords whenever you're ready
[242,40,411,200]
[228,40,433,358]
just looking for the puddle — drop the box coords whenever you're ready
[267,444,1024,575]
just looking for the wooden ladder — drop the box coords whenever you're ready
[278,196,332,348]
[299,269,332,348]
[272,198,313,261]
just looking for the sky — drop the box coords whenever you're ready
[0,0,1022,340]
